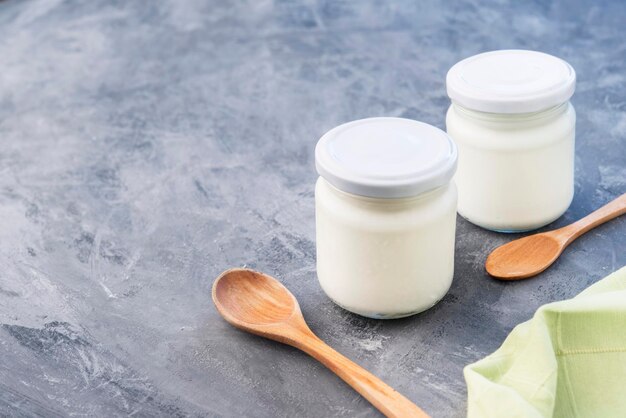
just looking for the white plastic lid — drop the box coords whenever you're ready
[315,117,457,199]
[446,50,576,114]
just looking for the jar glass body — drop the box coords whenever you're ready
[315,177,457,319]
[446,102,575,232]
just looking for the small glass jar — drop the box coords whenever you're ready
[446,50,576,232]
[315,117,458,319]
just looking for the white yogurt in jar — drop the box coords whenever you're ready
[446,50,576,232]
[315,117,458,319]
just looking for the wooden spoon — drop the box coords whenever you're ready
[212,268,430,418]
[486,193,626,280]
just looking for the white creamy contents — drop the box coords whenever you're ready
[446,103,575,231]
[446,50,577,232]
[314,117,458,318]
[316,178,457,318]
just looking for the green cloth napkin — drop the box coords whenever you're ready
[465,266,626,418]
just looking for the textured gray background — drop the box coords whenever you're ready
[1,0,625,417]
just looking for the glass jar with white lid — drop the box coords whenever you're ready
[315,117,458,319]
[446,50,576,232]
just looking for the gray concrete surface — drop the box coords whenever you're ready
[0,0,625,416]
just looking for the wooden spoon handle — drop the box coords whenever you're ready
[558,193,626,243]
[295,333,430,418]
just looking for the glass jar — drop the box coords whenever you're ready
[446,50,576,232]
[314,117,458,319]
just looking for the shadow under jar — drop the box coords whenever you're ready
[315,117,458,319]
[446,50,577,232]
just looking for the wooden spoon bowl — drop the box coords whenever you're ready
[486,233,565,279]
[213,269,295,325]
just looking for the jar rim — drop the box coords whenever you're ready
[319,176,451,204]
[451,102,570,122]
